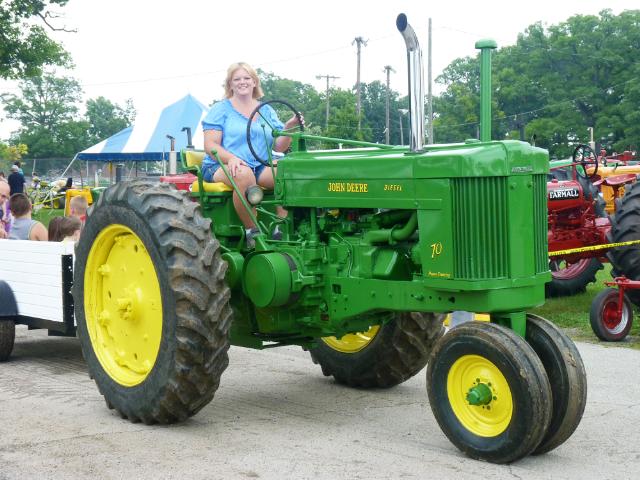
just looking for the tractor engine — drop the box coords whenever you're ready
[547,177,608,258]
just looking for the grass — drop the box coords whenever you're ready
[531,265,640,349]
[32,207,64,227]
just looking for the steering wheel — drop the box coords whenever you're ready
[246,99,304,166]
[572,144,598,179]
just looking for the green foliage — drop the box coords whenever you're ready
[85,96,135,144]
[434,9,640,157]
[0,141,28,174]
[2,73,135,171]
[0,0,71,79]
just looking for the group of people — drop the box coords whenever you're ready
[3,61,295,246]
[0,176,87,242]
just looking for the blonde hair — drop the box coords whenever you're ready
[224,62,264,99]
[70,195,88,215]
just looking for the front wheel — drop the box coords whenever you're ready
[74,180,233,423]
[426,322,552,464]
[525,314,587,454]
[589,288,633,341]
[309,312,445,388]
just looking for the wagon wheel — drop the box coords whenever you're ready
[246,99,304,166]
[573,144,598,180]
[426,321,552,464]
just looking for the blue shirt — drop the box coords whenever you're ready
[201,99,284,169]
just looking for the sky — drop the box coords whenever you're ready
[1,0,638,142]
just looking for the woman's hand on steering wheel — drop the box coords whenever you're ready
[284,113,305,130]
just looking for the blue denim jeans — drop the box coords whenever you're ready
[202,162,267,183]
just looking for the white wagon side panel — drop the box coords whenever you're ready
[0,239,75,323]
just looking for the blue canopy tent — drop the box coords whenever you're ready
[77,94,209,162]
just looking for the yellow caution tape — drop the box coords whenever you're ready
[549,239,640,257]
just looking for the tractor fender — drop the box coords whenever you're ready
[0,280,18,317]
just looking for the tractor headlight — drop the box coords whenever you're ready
[246,185,264,206]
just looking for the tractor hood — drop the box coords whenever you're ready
[277,141,548,209]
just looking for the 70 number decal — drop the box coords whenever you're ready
[430,242,443,259]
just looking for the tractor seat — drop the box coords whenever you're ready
[604,173,637,187]
[182,149,233,193]
[191,181,233,193]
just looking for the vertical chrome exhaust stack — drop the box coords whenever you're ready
[396,14,424,152]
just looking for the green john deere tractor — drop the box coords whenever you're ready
[73,14,587,464]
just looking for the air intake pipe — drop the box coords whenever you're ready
[396,14,424,152]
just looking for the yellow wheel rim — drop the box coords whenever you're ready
[447,354,513,437]
[321,325,380,353]
[84,224,163,387]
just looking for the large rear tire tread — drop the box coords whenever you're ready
[607,181,640,306]
[74,180,232,424]
[0,320,16,362]
[546,257,603,297]
[310,312,445,388]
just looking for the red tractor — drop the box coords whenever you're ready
[546,145,637,297]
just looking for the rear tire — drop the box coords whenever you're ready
[310,312,445,388]
[0,320,15,362]
[607,181,640,306]
[546,257,603,297]
[74,180,232,424]
[589,288,633,341]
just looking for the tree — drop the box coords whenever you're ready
[0,142,28,174]
[85,97,136,143]
[3,73,88,160]
[0,0,72,79]
[258,70,324,131]
[432,9,640,156]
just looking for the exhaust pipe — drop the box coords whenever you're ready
[396,13,424,152]
[475,39,497,142]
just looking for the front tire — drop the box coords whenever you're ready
[74,180,232,423]
[426,322,552,464]
[525,314,587,454]
[310,312,445,388]
[589,288,633,341]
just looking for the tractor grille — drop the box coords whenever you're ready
[533,174,548,274]
[452,177,509,279]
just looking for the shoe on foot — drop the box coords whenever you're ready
[271,225,282,241]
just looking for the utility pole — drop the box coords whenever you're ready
[427,18,434,144]
[316,74,340,130]
[383,65,395,144]
[399,109,408,146]
[352,36,368,131]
